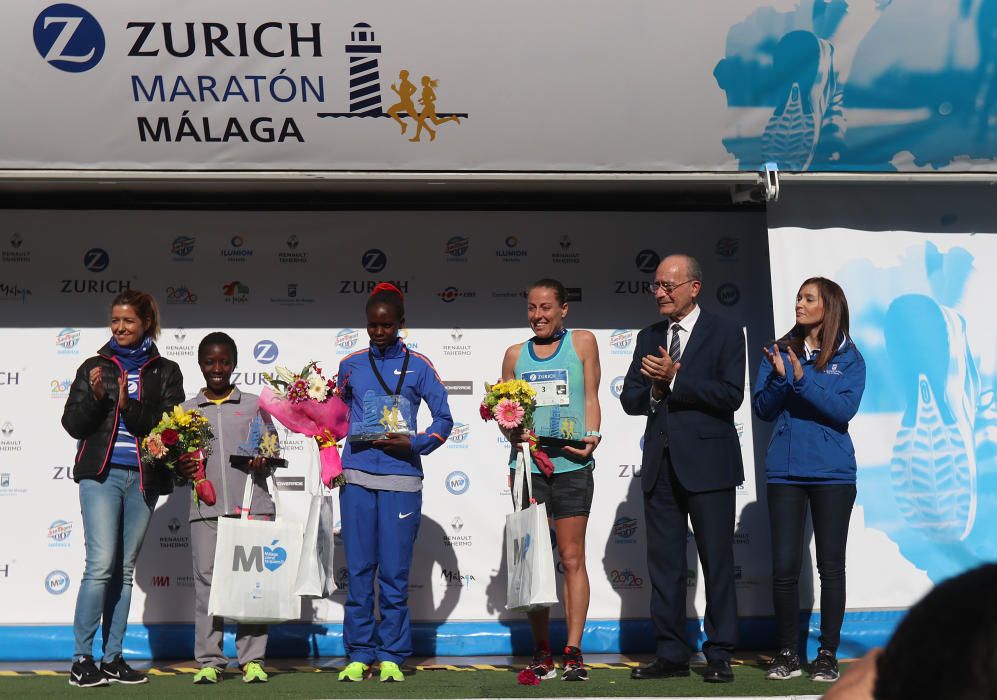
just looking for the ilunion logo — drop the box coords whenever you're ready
[33,4,105,73]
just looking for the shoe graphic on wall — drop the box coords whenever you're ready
[761,31,838,171]
[886,294,978,541]
[975,388,997,471]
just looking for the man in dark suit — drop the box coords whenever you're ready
[620,253,745,684]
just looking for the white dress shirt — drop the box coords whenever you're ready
[650,304,701,412]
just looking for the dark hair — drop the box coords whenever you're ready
[366,282,405,320]
[110,289,160,341]
[777,277,851,371]
[198,332,238,365]
[874,564,997,700]
[529,278,567,305]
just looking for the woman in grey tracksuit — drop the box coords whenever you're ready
[177,332,278,684]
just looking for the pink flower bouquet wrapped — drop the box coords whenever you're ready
[260,362,349,488]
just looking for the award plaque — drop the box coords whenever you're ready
[348,391,416,444]
[535,410,586,450]
[231,416,288,468]
[536,436,588,450]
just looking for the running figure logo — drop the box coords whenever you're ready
[318,22,468,142]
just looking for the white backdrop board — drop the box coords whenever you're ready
[767,225,997,657]
[0,209,776,659]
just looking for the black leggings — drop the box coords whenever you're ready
[767,482,856,654]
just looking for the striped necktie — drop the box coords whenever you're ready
[669,323,682,363]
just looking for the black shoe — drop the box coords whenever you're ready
[560,646,589,681]
[69,656,108,688]
[810,648,840,682]
[765,648,802,680]
[703,658,734,683]
[100,655,148,684]
[630,657,691,680]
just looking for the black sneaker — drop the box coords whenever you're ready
[525,646,556,681]
[561,646,589,681]
[69,656,108,688]
[765,648,802,680]
[810,648,839,682]
[100,655,148,684]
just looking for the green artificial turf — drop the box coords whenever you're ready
[0,662,835,698]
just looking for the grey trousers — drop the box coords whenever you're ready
[191,518,268,668]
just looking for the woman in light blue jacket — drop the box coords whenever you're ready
[752,277,865,685]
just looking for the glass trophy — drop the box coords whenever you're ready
[535,407,587,450]
[349,390,416,443]
[229,415,288,469]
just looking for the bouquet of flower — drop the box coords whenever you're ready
[142,405,217,505]
[479,379,554,477]
[260,361,349,488]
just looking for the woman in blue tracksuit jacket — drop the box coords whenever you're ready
[752,277,866,684]
[336,283,453,683]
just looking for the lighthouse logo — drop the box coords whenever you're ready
[318,23,467,142]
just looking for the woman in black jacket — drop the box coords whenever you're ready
[61,290,184,687]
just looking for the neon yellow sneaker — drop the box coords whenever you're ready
[192,666,220,684]
[241,661,268,684]
[338,661,370,682]
[379,660,404,682]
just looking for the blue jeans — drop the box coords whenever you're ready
[767,482,856,655]
[74,467,158,662]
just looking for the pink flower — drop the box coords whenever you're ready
[288,378,309,404]
[517,668,541,685]
[146,434,166,459]
[493,398,525,429]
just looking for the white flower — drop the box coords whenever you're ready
[306,373,328,401]
[275,366,295,383]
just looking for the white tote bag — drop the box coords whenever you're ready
[207,473,304,623]
[505,443,559,612]
[294,443,334,598]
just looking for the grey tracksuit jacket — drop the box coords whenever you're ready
[181,388,277,521]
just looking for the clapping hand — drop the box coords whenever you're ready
[763,345,787,379]
[88,367,105,400]
[640,345,680,397]
[88,367,128,404]
[763,344,804,382]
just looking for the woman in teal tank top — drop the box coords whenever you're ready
[499,278,602,682]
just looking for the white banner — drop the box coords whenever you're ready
[0,210,774,643]
[2,0,996,172]
[767,227,997,613]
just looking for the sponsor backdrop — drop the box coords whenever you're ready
[0,209,774,660]
[767,227,997,632]
[3,0,997,172]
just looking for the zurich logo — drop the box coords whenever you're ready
[34,4,105,73]
[610,376,625,399]
[253,340,278,365]
[362,248,387,273]
[446,470,470,495]
[635,249,660,273]
[83,247,109,272]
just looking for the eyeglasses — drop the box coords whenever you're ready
[650,279,695,294]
